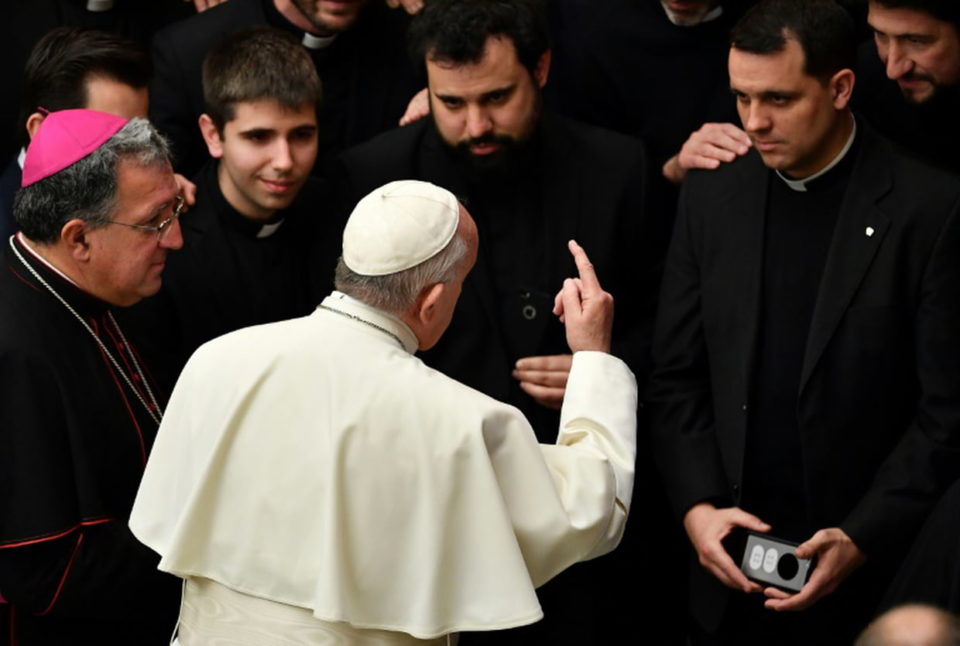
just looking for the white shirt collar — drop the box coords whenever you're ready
[17,147,26,170]
[15,232,81,287]
[776,118,857,193]
[86,0,114,11]
[320,291,420,354]
[302,32,337,50]
[256,220,285,239]
[660,2,723,26]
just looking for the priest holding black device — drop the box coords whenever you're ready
[648,0,960,643]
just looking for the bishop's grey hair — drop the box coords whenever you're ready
[334,232,469,314]
[14,117,171,244]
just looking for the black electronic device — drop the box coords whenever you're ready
[739,532,814,593]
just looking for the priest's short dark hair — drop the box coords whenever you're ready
[202,26,322,133]
[18,27,151,148]
[408,0,549,77]
[731,0,857,81]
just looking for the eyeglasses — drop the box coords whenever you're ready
[95,195,186,241]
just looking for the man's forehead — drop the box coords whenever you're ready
[868,3,950,35]
[226,100,318,131]
[729,39,810,89]
[116,160,177,201]
[427,37,524,84]
[83,76,149,120]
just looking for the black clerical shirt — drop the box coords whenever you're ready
[742,135,859,541]
[458,137,551,363]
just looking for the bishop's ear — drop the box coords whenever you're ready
[198,114,224,158]
[61,218,92,261]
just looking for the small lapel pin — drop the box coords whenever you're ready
[865,227,875,237]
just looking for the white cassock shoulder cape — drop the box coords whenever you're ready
[130,292,637,639]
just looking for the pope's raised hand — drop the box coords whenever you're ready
[554,240,614,354]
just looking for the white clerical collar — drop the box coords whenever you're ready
[16,232,81,287]
[319,291,419,354]
[776,118,857,193]
[256,220,285,238]
[17,147,25,170]
[86,0,114,11]
[661,2,723,26]
[302,32,337,50]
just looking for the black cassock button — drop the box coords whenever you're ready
[522,304,537,320]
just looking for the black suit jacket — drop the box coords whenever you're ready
[648,124,960,629]
[149,0,418,176]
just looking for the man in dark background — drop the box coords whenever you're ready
[648,0,960,642]
[150,0,420,175]
[0,27,152,241]
[856,0,960,172]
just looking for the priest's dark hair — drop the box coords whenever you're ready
[731,0,857,81]
[17,27,151,148]
[202,26,322,133]
[407,0,549,76]
[870,0,960,27]
[334,234,469,314]
[13,118,171,244]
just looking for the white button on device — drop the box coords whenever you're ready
[763,548,778,573]
[749,545,764,570]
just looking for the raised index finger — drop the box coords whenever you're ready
[568,240,602,293]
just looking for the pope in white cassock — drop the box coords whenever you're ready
[129,180,638,645]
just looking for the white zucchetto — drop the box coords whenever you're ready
[342,180,460,276]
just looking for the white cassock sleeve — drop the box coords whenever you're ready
[484,350,637,588]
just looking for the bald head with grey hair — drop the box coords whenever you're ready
[334,181,475,316]
[335,235,469,314]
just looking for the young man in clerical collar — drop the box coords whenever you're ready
[198,25,320,234]
[126,26,335,389]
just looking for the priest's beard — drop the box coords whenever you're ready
[433,118,541,183]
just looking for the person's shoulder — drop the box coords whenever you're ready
[184,313,315,372]
[348,1,411,40]
[545,112,645,160]
[154,0,262,48]
[684,147,766,196]
[0,270,69,360]
[338,120,427,181]
[400,355,532,431]
[343,120,427,160]
[860,126,960,205]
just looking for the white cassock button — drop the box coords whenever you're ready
[866,227,875,237]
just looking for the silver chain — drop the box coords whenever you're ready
[318,303,405,348]
[8,236,163,426]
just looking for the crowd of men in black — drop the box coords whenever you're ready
[2,0,960,644]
